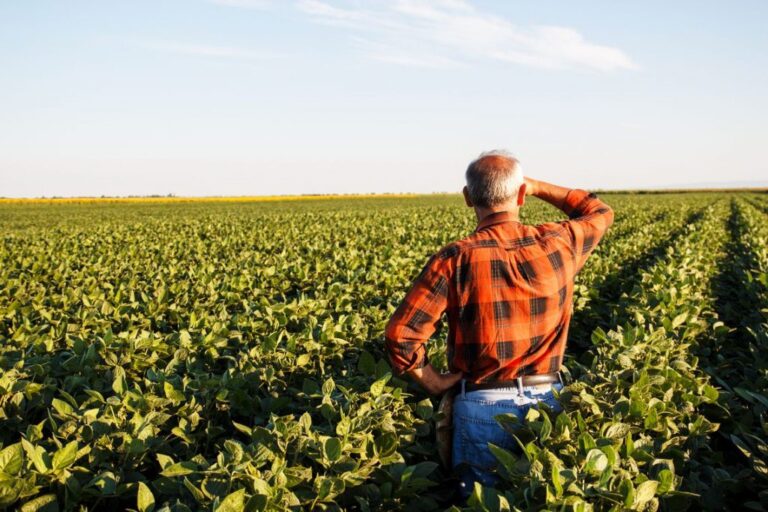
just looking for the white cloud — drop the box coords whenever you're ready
[297,0,638,71]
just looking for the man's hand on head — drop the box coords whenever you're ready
[406,363,463,396]
[524,177,538,196]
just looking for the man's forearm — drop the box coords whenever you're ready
[525,178,573,213]
[407,363,463,396]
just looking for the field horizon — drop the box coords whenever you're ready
[1,187,767,205]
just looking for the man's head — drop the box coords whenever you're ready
[463,150,526,214]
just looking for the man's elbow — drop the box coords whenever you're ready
[604,205,615,228]
[383,321,403,370]
[383,317,403,353]
[596,202,615,229]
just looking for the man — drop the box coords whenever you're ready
[384,150,614,497]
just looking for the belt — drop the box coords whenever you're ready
[464,371,563,393]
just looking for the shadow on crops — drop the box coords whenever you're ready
[690,199,767,509]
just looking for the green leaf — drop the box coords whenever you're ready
[183,478,206,502]
[658,469,674,494]
[21,439,49,474]
[224,440,245,463]
[160,461,197,477]
[411,461,438,478]
[578,432,596,454]
[489,443,517,477]
[375,358,391,378]
[52,441,78,470]
[214,488,246,512]
[163,381,184,402]
[357,351,376,376]
[314,476,345,501]
[179,330,192,347]
[467,481,509,511]
[137,482,155,512]
[539,412,552,441]
[51,398,74,416]
[468,482,489,512]
[335,416,350,437]
[619,478,635,507]
[299,412,313,434]
[601,445,619,468]
[671,312,688,329]
[625,432,635,457]
[156,453,175,469]
[232,422,252,437]
[370,373,391,397]
[551,463,563,497]
[414,398,433,420]
[584,448,608,474]
[251,478,271,496]
[0,443,23,475]
[89,471,117,495]
[324,437,342,462]
[375,433,398,458]
[591,326,609,345]
[112,367,127,395]
[19,494,58,512]
[322,377,335,395]
[635,480,659,505]
[604,422,631,439]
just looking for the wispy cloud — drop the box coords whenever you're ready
[297,0,639,72]
[208,0,273,9]
[138,40,279,60]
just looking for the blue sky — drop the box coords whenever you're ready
[1,0,766,197]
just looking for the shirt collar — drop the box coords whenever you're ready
[475,211,520,232]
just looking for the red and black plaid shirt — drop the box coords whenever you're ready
[385,189,614,383]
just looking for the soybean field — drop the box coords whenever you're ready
[1,192,767,512]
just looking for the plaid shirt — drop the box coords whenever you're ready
[384,189,614,383]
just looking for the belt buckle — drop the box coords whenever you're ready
[516,376,524,395]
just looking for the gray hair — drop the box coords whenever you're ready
[465,150,524,208]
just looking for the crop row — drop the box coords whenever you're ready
[568,201,703,356]
[689,198,768,507]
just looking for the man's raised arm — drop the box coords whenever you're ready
[525,177,614,270]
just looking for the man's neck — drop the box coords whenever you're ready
[474,205,520,224]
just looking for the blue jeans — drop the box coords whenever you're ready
[451,380,564,498]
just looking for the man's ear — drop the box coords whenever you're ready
[462,186,473,207]
[517,183,527,206]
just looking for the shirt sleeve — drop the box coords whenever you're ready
[558,189,615,272]
[384,253,450,375]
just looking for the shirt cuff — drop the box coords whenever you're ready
[388,344,429,376]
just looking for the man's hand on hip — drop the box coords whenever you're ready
[407,363,463,396]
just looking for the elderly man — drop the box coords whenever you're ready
[384,150,614,496]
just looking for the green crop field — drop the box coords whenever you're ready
[1,193,767,511]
